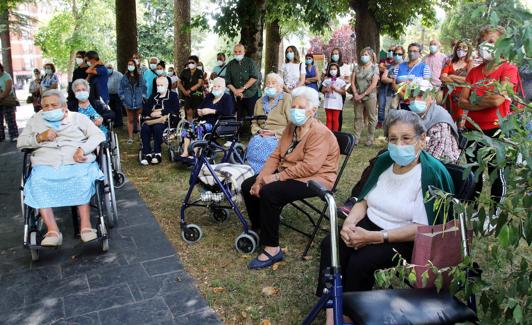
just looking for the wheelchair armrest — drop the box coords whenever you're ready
[21,148,36,154]
[243,115,268,122]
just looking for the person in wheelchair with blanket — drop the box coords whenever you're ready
[140,76,179,165]
[178,77,234,163]
[17,89,106,246]
[315,109,455,325]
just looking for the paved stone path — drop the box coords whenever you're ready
[0,118,221,325]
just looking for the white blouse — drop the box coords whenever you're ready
[282,62,305,90]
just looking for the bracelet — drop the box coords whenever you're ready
[275,173,280,181]
[382,231,389,244]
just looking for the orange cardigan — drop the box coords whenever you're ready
[258,118,340,189]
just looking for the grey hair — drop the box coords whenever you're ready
[266,72,283,86]
[41,89,67,106]
[212,77,226,89]
[383,109,426,138]
[71,78,90,92]
[291,86,320,109]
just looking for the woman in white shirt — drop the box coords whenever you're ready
[315,109,455,325]
[282,45,306,93]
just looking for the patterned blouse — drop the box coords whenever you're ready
[425,122,460,163]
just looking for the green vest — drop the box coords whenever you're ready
[357,151,455,225]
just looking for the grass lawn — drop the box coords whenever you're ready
[119,100,385,324]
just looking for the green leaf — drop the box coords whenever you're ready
[435,273,443,292]
[513,304,523,323]
[408,271,417,285]
[498,224,510,247]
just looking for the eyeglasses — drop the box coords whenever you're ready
[393,52,404,56]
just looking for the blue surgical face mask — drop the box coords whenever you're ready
[305,58,313,65]
[107,69,113,75]
[387,51,394,58]
[149,63,157,70]
[429,45,438,54]
[331,54,339,62]
[235,55,244,62]
[289,108,309,126]
[360,55,370,64]
[42,108,65,122]
[75,91,90,101]
[286,52,295,61]
[155,69,164,76]
[127,65,135,72]
[388,143,418,166]
[409,100,427,114]
[264,87,277,98]
[408,51,420,61]
[394,55,403,63]
[211,89,223,97]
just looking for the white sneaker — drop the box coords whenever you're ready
[140,154,150,166]
[10,137,18,142]
[151,153,162,164]
[224,141,233,148]
[127,138,134,145]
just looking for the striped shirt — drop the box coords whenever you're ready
[392,61,432,83]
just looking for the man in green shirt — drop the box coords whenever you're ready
[225,44,260,122]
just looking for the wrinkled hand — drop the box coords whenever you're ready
[346,225,377,250]
[150,110,162,118]
[249,182,262,197]
[233,88,244,97]
[263,173,278,185]
[340,223,355,247]
[38,128,58,142]
[94,117,103,126]
[197,109,205,116]
[354,93,363,102]
[73,147,87,163]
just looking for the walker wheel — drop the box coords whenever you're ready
[247,230,260,247]
[114,172,126,189]
[169,148,176,162]
[30,231,39,261]
[210,208,230,224]
[181,224,203,244]
[228,143,246,164]
[234,233,257,254]
[99,223,109,253]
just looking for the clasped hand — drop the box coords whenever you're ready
[340,223,375,250]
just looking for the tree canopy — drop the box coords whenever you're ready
[138,0,174,63]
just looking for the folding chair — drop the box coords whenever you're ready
[340,163,480,325]
[280,132,356,258]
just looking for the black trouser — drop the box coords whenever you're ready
[108,94,123,127]
[466,128,506,203]
[316,216,414,295]
[241,175,316,247]
[235,93,258,120]
[0,105,18,140]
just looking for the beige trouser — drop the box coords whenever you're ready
[354,97,377,142]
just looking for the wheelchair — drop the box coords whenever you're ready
[179,117,258,253]
[137,113,181,164]
[174,116,246,166]
[20,143,114,261]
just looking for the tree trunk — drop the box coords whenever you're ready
[116,0,138,74]
[264,19,281,74]
[0,8,14,76]
[174,0,190,72]
[351,0,380,55]
[238,0,266,71]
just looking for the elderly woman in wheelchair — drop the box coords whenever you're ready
[246,72,291,173]
[179,77,233,162]
[140,76,179,165]
[17,89,106,246]
[315,109,455,325]
[241,86,340,269]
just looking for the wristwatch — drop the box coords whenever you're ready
[382,231,389,244]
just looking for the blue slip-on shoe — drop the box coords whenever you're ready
[247,249,284,270]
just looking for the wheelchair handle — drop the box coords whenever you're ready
[190,140,209,151]
[307,180,331,201]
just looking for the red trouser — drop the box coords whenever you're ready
[325,109,341,132]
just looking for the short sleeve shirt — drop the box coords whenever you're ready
[179,68,204,90]
[212,64,227,78]
[322,78,347,110]
[465,62,519,130]
[353,64,379,99]
[0,72,14,95]
[225,57,259,98]
[282,62,306,90]
[41,73,59,92]
[393,61,432,83]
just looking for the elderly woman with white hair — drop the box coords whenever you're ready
[246,72,292,173]
[72,78,108,135]
[17,89,106,246]
[179,77,234,160]
[241,86,340,269]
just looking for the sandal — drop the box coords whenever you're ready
[41,230,63,247]
[80,228,98,243]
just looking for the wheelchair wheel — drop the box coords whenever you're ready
[247,230,260,247]
[104,153,119,227]
[138,149,143,163]
[210,207,230,224]
[111,132,122,172]
[235,233,257,254]
[100,224,109,252]
[228,143,246,164]
[29,231,39,261]
[181,224,203,243]
[113,171,126,189]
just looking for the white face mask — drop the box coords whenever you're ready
[330,69,338,77]
[157,85,167,94]
[188,63,196,70]
[133,59,139,65]
[479,42,495,61]
[75,58,84,65]
[149,63,157,70]
[217,60,224,66]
